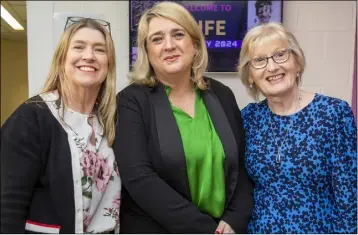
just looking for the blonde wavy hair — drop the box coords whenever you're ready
[129,1,209,90]
[42,19,117,146]
[238,22,306,100]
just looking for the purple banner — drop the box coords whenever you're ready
[129,0,283,72]
[205,40,242,49]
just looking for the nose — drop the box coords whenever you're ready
[82,47,95,61]
[163,36,175,51]
[266,57,279,72]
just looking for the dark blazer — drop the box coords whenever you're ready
[1,96,77,233]
[114,77,254,234]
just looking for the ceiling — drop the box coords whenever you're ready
[1,1,27,42]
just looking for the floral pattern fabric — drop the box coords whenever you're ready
[241,94,357,233]
[41,91,121,233]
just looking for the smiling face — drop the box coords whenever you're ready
[64,27,108,89]
[249,39,300,98]
[146,17,196,79]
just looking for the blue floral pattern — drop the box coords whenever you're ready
[241,94,357,233]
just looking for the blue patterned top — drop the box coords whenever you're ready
[241,93,357,234]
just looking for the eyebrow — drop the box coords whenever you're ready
[71,40,106,47]
[253,48,287,58]
[148,28,185,40]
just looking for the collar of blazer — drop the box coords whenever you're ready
[149,81,239,207]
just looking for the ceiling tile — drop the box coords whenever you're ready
[6,1,26,6]
[1,32,27,42]
[1,26,9,33]
[11,5,26,22]
[1,1,27,41]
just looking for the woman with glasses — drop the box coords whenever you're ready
[114,2,253,233]
[238,22,357,233]
[1,18,120,233]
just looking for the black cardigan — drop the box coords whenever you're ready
[113,77,254,233]
[1,96,77,233]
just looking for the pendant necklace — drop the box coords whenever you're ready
[268,91,302,163]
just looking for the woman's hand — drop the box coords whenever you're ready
[215,220,235,234]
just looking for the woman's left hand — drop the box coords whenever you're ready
[215,220,235,234]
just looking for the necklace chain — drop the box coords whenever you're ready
[268,91,302,163]
[55,99,100,152]
[169,88,196,113]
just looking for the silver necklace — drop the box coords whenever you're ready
[169,87,196,113]
[268,91,302,163]
[55,98,100,152]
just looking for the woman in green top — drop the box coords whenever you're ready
[114,2,253,233]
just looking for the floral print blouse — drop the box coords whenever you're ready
[40,91,121,233]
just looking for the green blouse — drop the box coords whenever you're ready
[165,86,225,218]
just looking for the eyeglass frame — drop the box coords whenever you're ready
[249,48,292,69]
[63,16,111,34]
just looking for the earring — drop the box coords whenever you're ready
[249,83,253,88]
[296,71,300,78]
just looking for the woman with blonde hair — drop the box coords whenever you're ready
[238,22,357,233]
[114,1,253,233]
[1,18,121,233]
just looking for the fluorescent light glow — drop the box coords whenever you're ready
[1,5,24,30]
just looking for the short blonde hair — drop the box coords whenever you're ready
[42,19,117,146]
[129,1,209,90]
[238,22,306,100]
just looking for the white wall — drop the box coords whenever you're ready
[27,1,356,108]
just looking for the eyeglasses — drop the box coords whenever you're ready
[250,49,292,69]
[64,17,111,33]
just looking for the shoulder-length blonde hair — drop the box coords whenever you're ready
[238,22,306,100]
[129,1,209,90]
[42,19,117,146]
